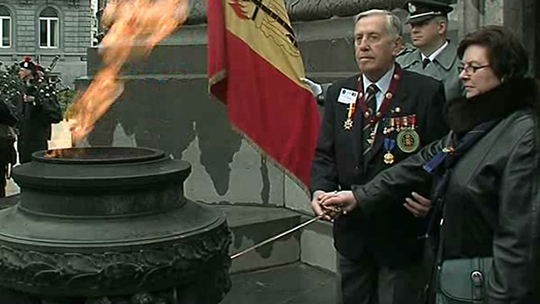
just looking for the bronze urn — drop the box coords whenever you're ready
[0,147,231,303]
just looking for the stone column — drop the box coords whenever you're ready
[459,0,481,37]
[520,0,539,76]
[502,0,522,38]
[536,1,540,77]
[483,0,504,27]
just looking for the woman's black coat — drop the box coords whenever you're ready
[351,79,540,303]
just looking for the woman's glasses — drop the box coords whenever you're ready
[457,64,490,75]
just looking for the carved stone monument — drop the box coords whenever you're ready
[0,147,231,304]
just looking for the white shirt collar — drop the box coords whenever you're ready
[362,64,395,95]
[421,40,449,62]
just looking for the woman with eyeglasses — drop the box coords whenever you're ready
[317,25,540,303]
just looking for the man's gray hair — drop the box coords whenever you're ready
[355,9,403,40]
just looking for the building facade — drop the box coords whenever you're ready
[0,0,92,86]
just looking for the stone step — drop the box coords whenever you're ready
[214,204,302,274]
[217,204,337,274]
[299,215,337,274]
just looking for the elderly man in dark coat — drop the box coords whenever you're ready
[310,9,448,304]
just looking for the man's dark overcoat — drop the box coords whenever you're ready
[311,68,448,266]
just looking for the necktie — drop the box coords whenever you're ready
[362,84,379,155]
[422,58,431,69]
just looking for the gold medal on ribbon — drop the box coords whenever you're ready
[344,103,355,130]
[383,138,397,165]
[383,152,395,165]
[344,119,353,130]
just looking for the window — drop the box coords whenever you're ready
[39,7,59,48]
[0,6,11,48]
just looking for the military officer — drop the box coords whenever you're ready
[397,0,463,101]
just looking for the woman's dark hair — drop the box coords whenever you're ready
[457,25,529,80]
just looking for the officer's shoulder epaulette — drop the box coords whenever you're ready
[397,43,417,58]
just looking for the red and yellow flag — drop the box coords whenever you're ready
[208,0,321,192]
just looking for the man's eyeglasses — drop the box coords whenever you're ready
[457,65,490,75]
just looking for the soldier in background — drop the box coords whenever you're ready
[17,57,62,163]
[397,0,463,101]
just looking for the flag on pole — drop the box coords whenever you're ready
[207,0,321,192]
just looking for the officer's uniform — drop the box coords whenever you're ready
[397,0,463,101]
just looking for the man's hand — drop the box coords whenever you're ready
[403,192,432,218]
[311,190,333,221]
[319,190,357,219]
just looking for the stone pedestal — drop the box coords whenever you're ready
[0,147,231,304]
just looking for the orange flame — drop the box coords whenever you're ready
[69,0,189,144]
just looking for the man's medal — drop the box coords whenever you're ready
[344,102,355,130]
[383,138,396,165]
[397,114,420,153]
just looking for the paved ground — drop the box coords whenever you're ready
[6,120,72,196]
[222,263,338,304]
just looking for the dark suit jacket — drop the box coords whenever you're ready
[311,68,448,267]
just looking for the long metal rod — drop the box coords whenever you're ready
[230,214,323,260]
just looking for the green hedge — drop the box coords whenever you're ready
[57,89,78,116]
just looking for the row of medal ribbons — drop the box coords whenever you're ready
[382,114,421,165]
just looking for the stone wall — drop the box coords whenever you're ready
[505,0,539,77]
[452,0,538,76]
